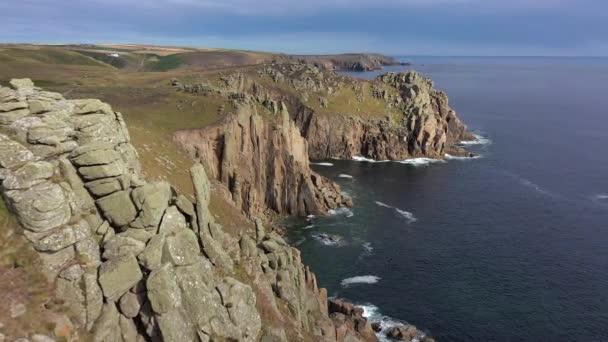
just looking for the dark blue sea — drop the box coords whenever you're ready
[286,57,608,341]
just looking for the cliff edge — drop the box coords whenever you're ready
[0,79,381,342]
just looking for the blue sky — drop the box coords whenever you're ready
[1,0,607,56]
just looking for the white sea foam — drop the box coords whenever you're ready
[374,201,392,208]
[358,303,427,342]
[340,275,380,287]
[374,201,417,223]
[595,194,608,200]
[302,224,315,230]
[444,153,482,160]
[311,162,334,166]
[328,207,354,218]
[395,209,418,223]
[459,133,491,146]
[338,174,354,179]
[398,157,445,166]
[312,233,344,246]
[362,242,373,254]
[352,156,384,162]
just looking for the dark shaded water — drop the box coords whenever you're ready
[286,57,608,341]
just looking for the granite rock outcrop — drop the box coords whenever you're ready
[0,80,372,342]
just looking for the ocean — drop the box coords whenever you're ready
[286,57,608,341]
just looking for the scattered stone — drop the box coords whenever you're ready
[162,228,200,266]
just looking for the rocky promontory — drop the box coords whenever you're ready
[283,54,407,71]
[0,79,373,341]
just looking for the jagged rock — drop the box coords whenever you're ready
[56,275,87,326]
[119,292,142,319]
[158,206,187,234]
[2,161,54,190]
[32,220,89,252]
[102,233,147,259]
[217,277,262,341]
[96,190,137,227]
[78,160,125,180]
[190,163,212,230]
[0,101,27,112]
[92,303,121,342]
[175,194,195,217]
[85,177,122,197]
[72,148,121,166]
[0,134,35,168]
[119,314,138,342]
[162,228,200,266]
[138,233,165,271]
[72,99,113,115]
[83,268,104,331]
[146,264,182,314]
[130,181,172,229]
[5,181,71,232]
[386,324,419,341]
[10,78,35,90]
[175,106,351,217]
[98,254,143,301]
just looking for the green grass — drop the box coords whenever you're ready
[144,53,185,71]
[74,50,127,68]
[0,47,107,66]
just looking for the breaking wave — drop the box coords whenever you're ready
[340,275,380,287]
[338,174,354,179]
[444,153,482,160]
[312,233,345,246]
[328,207,354,217]
[358,304,427,342]
[352,156,389,163]
[459,133,491,146]
[302,224,315,230]
[374,201,417,223]
[398,157,445,166]
[311,162,334,166]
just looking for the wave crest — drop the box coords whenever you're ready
[340,275,380,287]
[374,201,417,223]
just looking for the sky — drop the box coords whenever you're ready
[1,0,607,56]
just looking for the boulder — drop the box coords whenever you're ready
[158,206,187,234]
[10,78,35,90]
[96,190,137,227]
[146,264,182,314]
[5,181,71,232]
[162,228,200,266]
[98,254,143,301]
[72,148,121,166]
[34,220,90,252]
[119,292,142,319]
[85,177,123,197]
[138,233,165,271]
[0,134,35,169]
[78,160,125,180]
[130,181,172,229]
[102,233,146,259]
[2,161,55,190]
[386,324,419,341]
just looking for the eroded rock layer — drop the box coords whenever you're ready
[173,104,352,218]
[294,70,475,160]
[0,80,370,342]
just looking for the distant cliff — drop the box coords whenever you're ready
[283,53,406,71]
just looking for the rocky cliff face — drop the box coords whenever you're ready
[293,70,475,160]
[0,79,371,342]
[173,103,352,219]
[283,54,405,71]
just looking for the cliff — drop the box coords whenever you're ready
[0,79,374,342]
[282,54,406,71]
[173,104,351,219]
